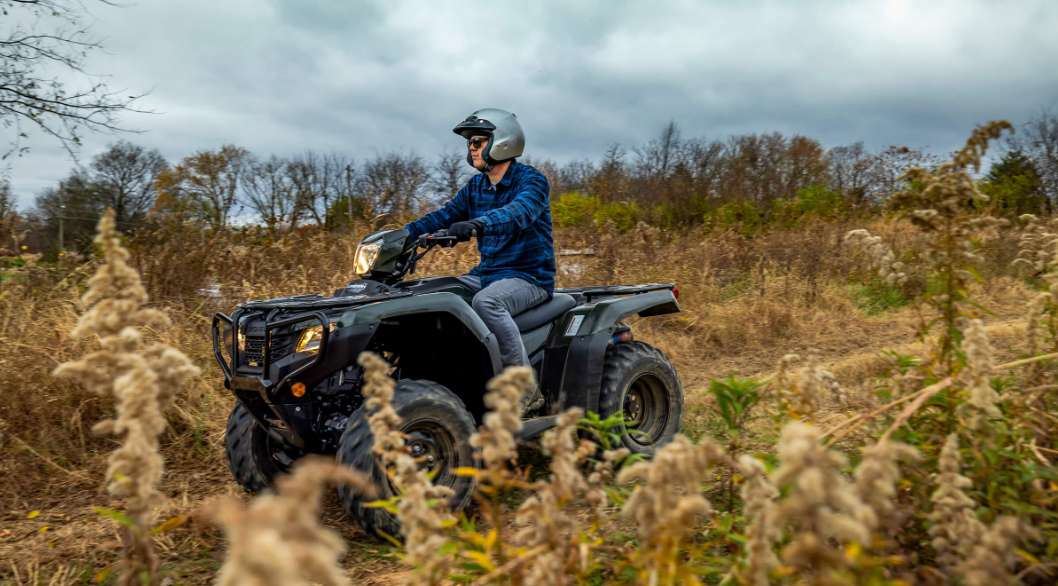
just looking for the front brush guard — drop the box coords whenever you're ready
[212,310,331,393]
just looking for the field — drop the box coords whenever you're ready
[1,130,1057,586]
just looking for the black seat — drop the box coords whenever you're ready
[513,293,577,332]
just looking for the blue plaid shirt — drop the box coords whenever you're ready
[405,161,555,293]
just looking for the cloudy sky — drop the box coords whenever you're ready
[5,0,1058,208]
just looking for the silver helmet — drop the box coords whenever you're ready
[453,108,524,169]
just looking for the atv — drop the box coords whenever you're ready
[211,228,684,538]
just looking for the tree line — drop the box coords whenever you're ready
[5,109,1058,257]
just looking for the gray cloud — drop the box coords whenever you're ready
[6,0,1058,208]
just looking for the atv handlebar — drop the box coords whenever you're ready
[418,228,476,249]
[419,230,459,248]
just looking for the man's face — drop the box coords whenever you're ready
[467,134,489,170]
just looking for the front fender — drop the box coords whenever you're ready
[338,292,503,376]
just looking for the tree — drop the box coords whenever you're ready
[155,145,249,230]
[590,143,629,203]
[780,135,829,202]
[357,150,429,220]
[429,148,472,203]
[32,169,99,254]
[827,142,875,206]
[1,0,146,159]
[89,141,166,227]
[867,146,940,201]
[0,178,16,251]
[1010,108,1058,210]
[980,150,1047,216]
[635,120,683,179]
[286,151,325,227]
[242,154,294,233]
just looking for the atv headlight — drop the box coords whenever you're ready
[296,323,337,355]
[237,330,246,351]
[354,242,381,276]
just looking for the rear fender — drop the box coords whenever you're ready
[542,290,679,414]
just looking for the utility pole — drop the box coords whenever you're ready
[345,164,354,235]
[58,200,65,261]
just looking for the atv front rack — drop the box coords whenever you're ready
[211,308,332,392]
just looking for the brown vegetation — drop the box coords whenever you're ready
[1,123,1057,585]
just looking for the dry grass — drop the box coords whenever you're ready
[0,183,1050,583]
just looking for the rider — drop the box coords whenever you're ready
[403,108,554,415]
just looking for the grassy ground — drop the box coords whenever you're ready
[0,215,1040,584]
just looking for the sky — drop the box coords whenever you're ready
[5,0,1058,209]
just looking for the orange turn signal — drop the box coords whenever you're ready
[291,382,306,397]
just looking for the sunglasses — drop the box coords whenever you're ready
[467,137,489,150]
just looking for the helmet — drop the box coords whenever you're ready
[453,108,525,170]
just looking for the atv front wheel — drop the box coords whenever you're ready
[598,341,684,457]
[225,402,297,493]
[337,379,477,541]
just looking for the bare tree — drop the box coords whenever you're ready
[1,0,147,158]
[591,142,628,202]
[684,138,724,200]
[429,148,471,203]
[827,142,875,205]
[720,132,787,206]
[635,120,683,179]
[89,140,166,227]
[866,145,940,201]
[357,150,429,219]
[320,152,350,228]
[32,169,99,252]
[242,154,293,233]
[286,151,329,227]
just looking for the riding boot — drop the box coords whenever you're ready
[520,386,545,417]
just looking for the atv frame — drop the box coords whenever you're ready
[210,228,683,537]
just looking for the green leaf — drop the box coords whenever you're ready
[93,507,134,528]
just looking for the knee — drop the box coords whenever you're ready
[472,290,503,316]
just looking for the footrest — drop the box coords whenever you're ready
[515,415,560,441]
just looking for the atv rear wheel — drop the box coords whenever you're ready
[598,341,683,457]
[337,379,477,541]
[225,402,296,493]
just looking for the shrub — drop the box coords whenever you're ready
[551,191,600,228]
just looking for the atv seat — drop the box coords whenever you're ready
[513,293,577,332]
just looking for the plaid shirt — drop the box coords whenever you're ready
[405,161,555,293]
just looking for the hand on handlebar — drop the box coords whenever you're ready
[448,220,482,243]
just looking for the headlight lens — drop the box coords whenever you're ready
[237,330,246,351]
[354,242,381,276]
[296,323,337,354]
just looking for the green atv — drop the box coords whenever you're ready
[212,228,684,538]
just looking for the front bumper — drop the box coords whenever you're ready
[212,309,379,447]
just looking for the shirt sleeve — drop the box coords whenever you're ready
[476,173,549,236]
[403,184,471,239]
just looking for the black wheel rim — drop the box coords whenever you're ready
[399,418,458,490]
[623,373,669,446]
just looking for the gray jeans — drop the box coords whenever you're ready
[457,275,550,368]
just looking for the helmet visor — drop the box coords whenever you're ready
[453,115,497,139]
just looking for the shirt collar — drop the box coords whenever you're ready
[497,162,516,187]
[484,162,516,190]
